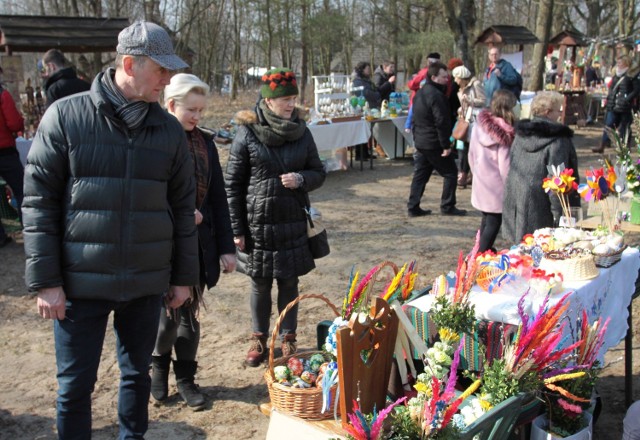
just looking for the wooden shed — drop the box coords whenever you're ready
[475,25,540,51]
[0,15,129,54]
[548,29,589,90]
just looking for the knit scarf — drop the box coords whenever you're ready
[100,68,150,131]
[186,129,209,208]
[249,99,307,147]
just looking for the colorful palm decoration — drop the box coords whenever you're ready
[542,163,578,223]
[578,160,622,231]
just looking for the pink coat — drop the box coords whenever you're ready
[468,110,515,213]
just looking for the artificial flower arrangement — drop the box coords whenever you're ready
[382,340,482,439]
[613,114,640,198]
[325,261,419,357]
[429,233,480,336]
[578,159,627,232]
[480,290,581,407]
[542,163,579,226]
[537,311,609,438]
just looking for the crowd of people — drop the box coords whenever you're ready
[0,18,638,439]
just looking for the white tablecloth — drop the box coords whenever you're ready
[409,247,640,360]
[307,120,370,152]
[371,116,411,159]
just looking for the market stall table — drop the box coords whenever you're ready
[261,403,346,440]
[560,89,587,126]
[406,247,640,406]
[307,119,372,170]
[371,116,410,159]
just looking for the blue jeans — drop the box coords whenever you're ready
[54,294,163,440]
[602,110,632,146]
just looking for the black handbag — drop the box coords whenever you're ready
[306,211,330,259]
[262,143,330,259]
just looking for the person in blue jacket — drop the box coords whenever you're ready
[484,46,520,106]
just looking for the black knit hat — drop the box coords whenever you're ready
[260,68,299,99]
[427,52,441,60]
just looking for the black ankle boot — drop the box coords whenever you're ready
[173,360,206,410]
[150,354,171,401]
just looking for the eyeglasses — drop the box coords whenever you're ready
[37,60,46,73]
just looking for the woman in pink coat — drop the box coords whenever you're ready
[468,89,517,252]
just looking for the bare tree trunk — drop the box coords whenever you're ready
[442,0,477,74]
[265,0,273,68]
[231,0,242,101]
[300,0,309,104]
[530,0,554,91]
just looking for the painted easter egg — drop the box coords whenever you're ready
[273,365,290,382]
[287,357,304,376]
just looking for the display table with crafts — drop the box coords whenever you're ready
[307,119,370,152]
[370,116,410,159]
[408,246,639,359]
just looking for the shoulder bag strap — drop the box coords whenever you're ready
[260,142,313,219]
[611,75,626,97]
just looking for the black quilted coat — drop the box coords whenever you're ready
[225,110,326,279]
[22,72,199,300]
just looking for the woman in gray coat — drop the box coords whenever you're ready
[503,91,580,243]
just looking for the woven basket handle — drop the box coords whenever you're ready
[268,293,340,380]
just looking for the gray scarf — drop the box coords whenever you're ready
[249,99,307,147]
[100,68,150,131]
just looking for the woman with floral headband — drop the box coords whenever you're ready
[225,68,326,367]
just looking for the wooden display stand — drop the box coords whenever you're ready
[336,297,399,429]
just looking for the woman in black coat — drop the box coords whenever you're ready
[225,68,326,367]
[593,55,640,152]
[151,74,237,410]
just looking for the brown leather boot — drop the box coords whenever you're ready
[245,333,268,367]
[281,333,297,357]
[592,139,610,153]
[457,172,468,189]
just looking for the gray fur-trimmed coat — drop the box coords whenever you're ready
[224,110,326,279]
[502,118,580,243]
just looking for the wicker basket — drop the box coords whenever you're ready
[594,245,626,268]
[264,293,341,420]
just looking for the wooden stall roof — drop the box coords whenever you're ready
[475,25,540,46]
[549,30,589,47]
[0,15,129,53]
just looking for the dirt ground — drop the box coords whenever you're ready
[0,92,637,439]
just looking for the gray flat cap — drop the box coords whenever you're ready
[117,21,188,71]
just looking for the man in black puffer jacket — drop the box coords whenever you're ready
[40,49,90,106]
[22,22,198,440]
[408,61,466,217]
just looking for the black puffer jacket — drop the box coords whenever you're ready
[372,66,395,102]
[605,73,640,113]
[225,110,326,279]
[22,71,199,300]
[503,118,579,243]
[412,79,452,151]
[44,67,90,105]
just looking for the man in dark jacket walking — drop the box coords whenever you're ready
[407,61,466,217]
[40,49,90,105]
[22,22,198,440]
